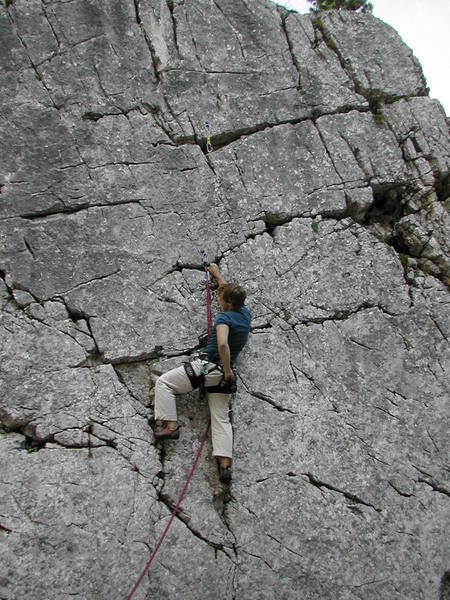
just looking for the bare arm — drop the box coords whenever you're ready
[207,263,226,289]
[216,324,235,382]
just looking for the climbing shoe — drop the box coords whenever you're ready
[219,465,232,485]
[154,425,180,441]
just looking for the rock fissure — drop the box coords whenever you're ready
[266,533,304,560]
[304,472,382,513]
[52,269,122,299]
[388,481,414,498]
[39,1,62,49]
[238,374,297,415]
[241,549,274,571]
[6,9,58,109]
[278,10,302,91]
[166,0,181,60]
[417,478,450,498]
[155,492,236,562]
[133,0,160,83]
[297,302,377,326]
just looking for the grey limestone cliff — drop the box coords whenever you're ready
[0,1,449,599]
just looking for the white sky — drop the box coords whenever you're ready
[273,0,450,115]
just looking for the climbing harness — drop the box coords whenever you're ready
[205,121,213,153]
[126,252,215,600]
[183,352,221,398]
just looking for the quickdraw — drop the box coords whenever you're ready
[205,121,213,153]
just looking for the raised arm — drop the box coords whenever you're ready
[207,263,226,288]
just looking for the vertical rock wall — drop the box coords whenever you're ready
[0,1,449,598]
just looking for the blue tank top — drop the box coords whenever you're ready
[204,306,251,364]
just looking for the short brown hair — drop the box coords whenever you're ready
[219,283,246,310]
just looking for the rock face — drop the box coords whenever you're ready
[1,1,449,598]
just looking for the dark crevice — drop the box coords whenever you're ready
[141,102,179,145]
[388,481,414,498]
[82,111,121,122]
[238,374,297,414]
[133,0,141,24]
[278,9,302,91]
[0,523,13,534]
[250,322,273,333]
[187,118,310,154]
[310,16,425,111]
[248,391,296,414]
[435,172,450,203]
[157,491,235,560]
[0,270,12,294]
[304,472,382,513]
[1,273,43,306]
[77,346,165,368]
[112,365,143,404]
[418,478,450,498]
[440,571,450,600]
[166,0,181,59]
[21,199,143,221]
[133,0,163,84]
[298,302,376,326]
[363,184,408,227]
[0,420,117,454]
[360,182,448,286]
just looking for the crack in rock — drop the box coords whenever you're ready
[304,472,382,513]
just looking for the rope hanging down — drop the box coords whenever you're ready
[202,250,213,340]
[126,254,213,600]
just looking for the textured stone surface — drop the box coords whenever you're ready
[1,1,449,599]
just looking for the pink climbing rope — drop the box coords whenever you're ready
[205,270,213,341]
[126,255,213,600]
[126,422,210,600]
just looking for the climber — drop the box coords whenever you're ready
[153,263,251,485]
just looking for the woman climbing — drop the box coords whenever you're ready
[153,263,251,484]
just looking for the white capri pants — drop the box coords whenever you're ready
[154,358,233,458]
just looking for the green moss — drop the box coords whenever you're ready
[372,111,385,126]
[312,220,319,234]
[312,16,338,51]
[399,254,409,268]
[324,34,337,52]
[115,370,125,385]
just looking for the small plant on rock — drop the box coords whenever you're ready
[308,0,373,12]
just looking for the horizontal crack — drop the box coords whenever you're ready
[20,200,144,221]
